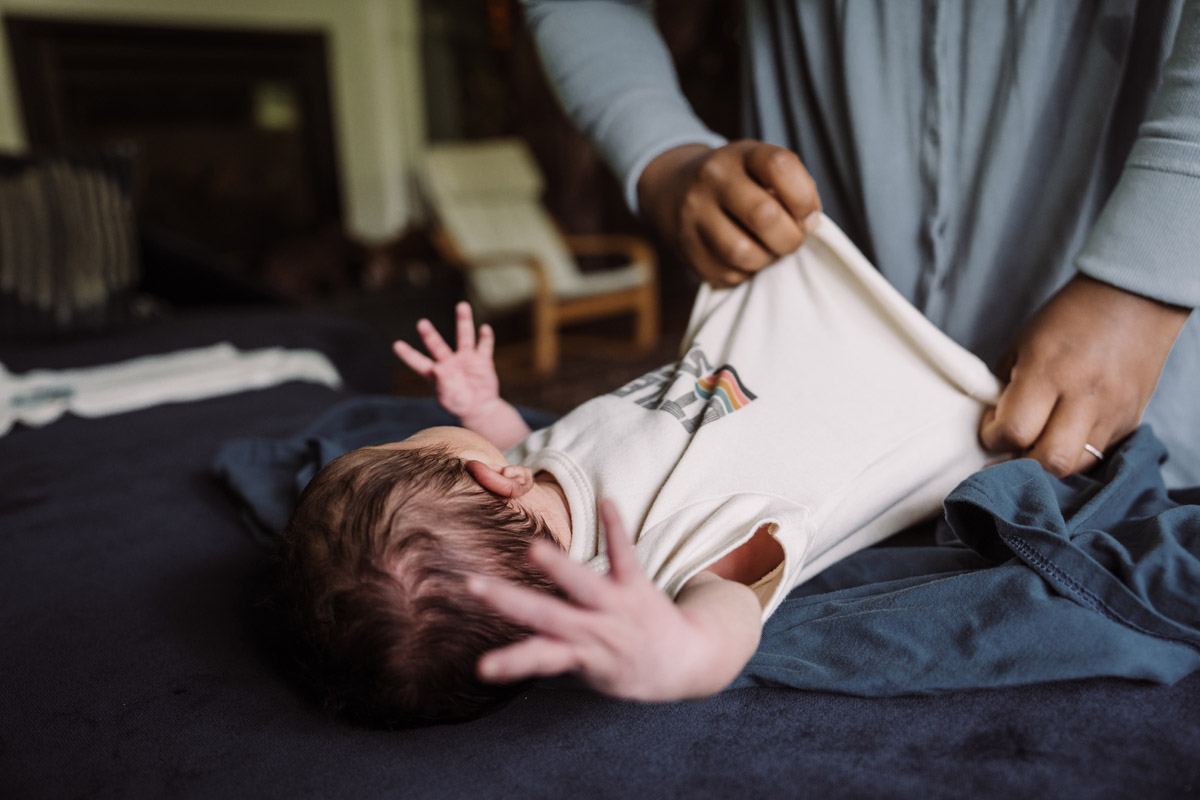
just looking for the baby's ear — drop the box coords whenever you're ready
[466,460,534,499]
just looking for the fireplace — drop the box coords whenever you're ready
[4,15,343,278]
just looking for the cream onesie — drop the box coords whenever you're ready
[506,215,1003,620]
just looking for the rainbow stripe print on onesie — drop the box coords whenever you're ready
[695,365,757,413]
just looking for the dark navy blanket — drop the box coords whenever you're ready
[213,397,1200,694]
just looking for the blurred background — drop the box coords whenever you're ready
[0,0,740,412]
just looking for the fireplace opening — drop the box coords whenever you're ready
[5,15,343,287]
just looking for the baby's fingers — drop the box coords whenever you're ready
[467,574,586,640]
[477,637,580,684]
[598,499,641,584]
[392,339,434,377]
[477,323,495,360]
[454,301,476,351]
[527,539,614,609]
[416,318,454,361]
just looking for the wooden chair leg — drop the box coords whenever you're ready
[532,302,558,375]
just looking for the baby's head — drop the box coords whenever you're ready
[274,428,562,727]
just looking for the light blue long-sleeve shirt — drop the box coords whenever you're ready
[523,0,1200,486]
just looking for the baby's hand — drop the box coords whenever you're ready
[394,302,501,420]
[467,500,730,702]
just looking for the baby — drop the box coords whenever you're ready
[276,217,1003,727]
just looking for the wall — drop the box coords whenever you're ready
[0,0,425,242]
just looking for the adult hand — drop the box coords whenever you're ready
[979,274,1189,477]
[467,500,738,701]
[393,301,500,420]
[637,140,822,287]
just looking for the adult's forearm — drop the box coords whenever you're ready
[1075,0,1200,310]
[521,0,727,211]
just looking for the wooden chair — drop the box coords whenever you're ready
[421,138,659,375]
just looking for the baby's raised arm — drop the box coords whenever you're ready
[394,302,532,450]
[467,500,763,701]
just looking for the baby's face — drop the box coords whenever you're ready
[372,426,511,469]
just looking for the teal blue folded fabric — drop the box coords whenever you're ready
[735,426,1200,694]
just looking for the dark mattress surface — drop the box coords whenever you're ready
[2,309,1198,799]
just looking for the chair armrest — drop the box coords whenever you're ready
[563,234,657,273]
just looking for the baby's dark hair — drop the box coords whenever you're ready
[274,443,559,727]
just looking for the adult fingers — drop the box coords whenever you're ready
[679,151,772,280]
[477,637,579,684]
[678,224,752,288]
[743,144,821,228]
[392,339,434,377]
[454,301,476,351]
[1024,398,1102,478]
[696,212,773,278]
[715,177,806,258]
[978,365,1058,453]
[467,574,587,640]
[416,318,453,361]
[1080,428,1111,468]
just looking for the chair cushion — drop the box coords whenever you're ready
[424,138,651,312]
[424,138,543,198]
[440,199,578,309]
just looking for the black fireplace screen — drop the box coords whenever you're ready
[4,15,343,276]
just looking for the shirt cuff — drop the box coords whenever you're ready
[618,128,729,215]
[1075,138,1200,309]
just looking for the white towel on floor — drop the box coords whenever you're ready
[0,342,342,436]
